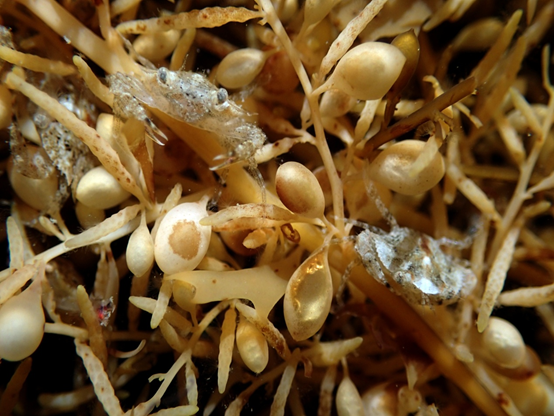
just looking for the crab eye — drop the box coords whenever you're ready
[217,88,228,104]
[158,67,168,84]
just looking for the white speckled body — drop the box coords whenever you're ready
[355,226,476,305]
[108,67,266,166]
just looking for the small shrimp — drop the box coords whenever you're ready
[108,67,266,169]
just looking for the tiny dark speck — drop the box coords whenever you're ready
[159,69,167,83]
[497,392,510,406]
[217,88,228,103]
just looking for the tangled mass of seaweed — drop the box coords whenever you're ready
[3,0,554,414]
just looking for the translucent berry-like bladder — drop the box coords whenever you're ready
[284,248,332,341]
[0,277,45,361]
[154,197,212,275]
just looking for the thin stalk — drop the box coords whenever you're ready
[337,246,508,416]
[489,47,554,261]
[256,0,345,234]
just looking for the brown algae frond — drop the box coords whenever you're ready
[3,0,554,415]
